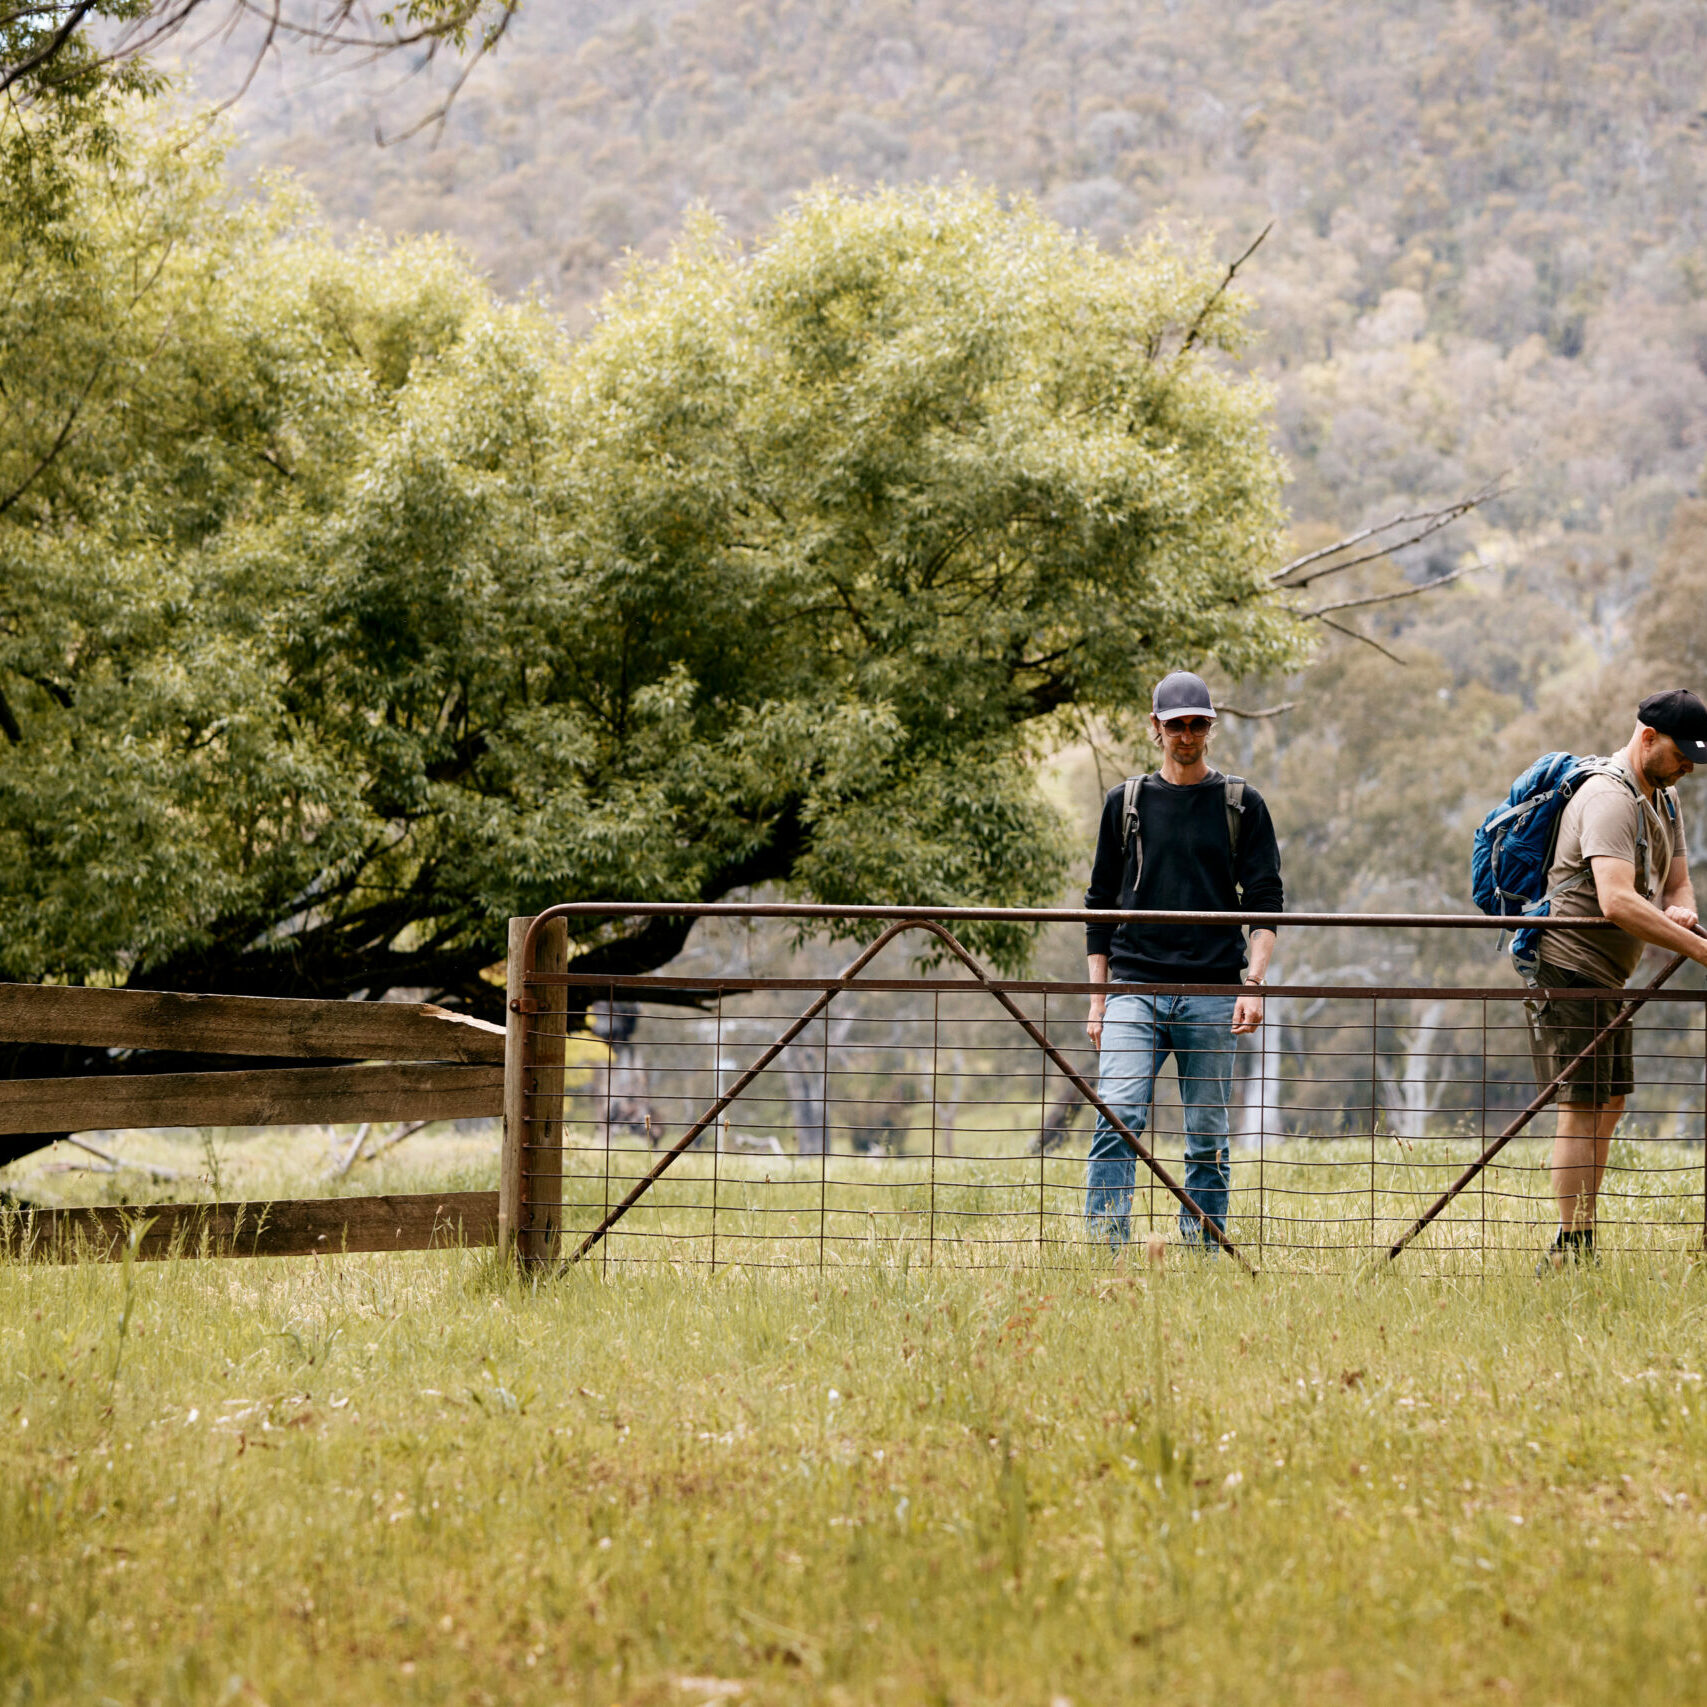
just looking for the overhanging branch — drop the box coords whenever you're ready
[1300,559,1480,621]
[1219,700,1297,719]
[1271,480,1506,591]
[1178,222,1273,356]
[1316,615,1407,666]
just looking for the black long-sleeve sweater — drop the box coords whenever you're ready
[1083,770,1284,984]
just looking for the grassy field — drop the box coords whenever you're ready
[6,1226,1707,1706]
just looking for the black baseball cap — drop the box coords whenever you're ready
[1152,670,1217,721]
[1638,689,1707,762]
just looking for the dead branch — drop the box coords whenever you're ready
[376,5,518,146]
[65,1134,184,1183]
[333,1119,431,1175]
[1178,222,1273,355]
[358,1119,431,1164]
[1301,559,1479,621]
[7,0,514,140]
[1270,480,1505,590]
[1316,614,1407,666]
[209,0,283,116]
[330,1120,370,1178]
[1270,502,1468,585]
[1219,700,1297,719]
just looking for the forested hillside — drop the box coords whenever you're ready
[195,0,1707,954]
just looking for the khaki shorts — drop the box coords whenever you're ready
[1525,962,1634,1106]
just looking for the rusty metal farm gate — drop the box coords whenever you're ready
[504,904,1707,1277]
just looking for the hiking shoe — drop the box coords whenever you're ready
[1536,1227,1597,1276]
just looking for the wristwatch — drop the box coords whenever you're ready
[1242,975,1266,987]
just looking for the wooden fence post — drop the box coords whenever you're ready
[499,916,532,1264]
[500,914,570,1269]
[526,918,569,1266]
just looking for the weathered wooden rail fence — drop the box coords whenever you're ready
[0,972,510,1261]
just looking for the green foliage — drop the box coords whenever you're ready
[0,0,161,249]
[0,123,1302,1001]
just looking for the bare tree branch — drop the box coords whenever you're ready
[329,1119,371,1177]
[65,1134,184,1182]
[207,0,283,115]
[332,1117,429,1175]
[359,1118,431,1164]
[6,0,516,138]
[376,2,518,145]
[1219,700,1297,719]
[1300,559,1479,620]
[1178,221,1273,356]
[1316,614,1408,665]
[1270,479,1506,590]
[1270,504,1461,584]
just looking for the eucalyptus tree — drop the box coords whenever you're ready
[2,129,1309,1156]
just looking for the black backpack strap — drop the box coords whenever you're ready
[1224,775,1246,861]
[1121,775,1145,890]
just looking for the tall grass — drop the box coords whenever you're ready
[6,1237,1707,1704]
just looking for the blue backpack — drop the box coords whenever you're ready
[1471,753,1667,980]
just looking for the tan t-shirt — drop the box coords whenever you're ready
[1539,759,1687,987]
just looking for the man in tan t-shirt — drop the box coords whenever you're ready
[1528,690,1707,1267]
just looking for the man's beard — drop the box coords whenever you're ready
[1641,750,1687,790]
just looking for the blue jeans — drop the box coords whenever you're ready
[1085,992,1239,1248]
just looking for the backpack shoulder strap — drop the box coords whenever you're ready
[1120,776,1146,889]
[1223,775,1246,860]
[1121,776,1142,851]
[1595,760,1658,890]
[1545,759,1656,902]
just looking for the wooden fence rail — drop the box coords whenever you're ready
[2,1191,499,1261]
[0,1062,503,1137]
[1,978,518,1266]
[0,983,504,1061]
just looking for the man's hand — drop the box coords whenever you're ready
[1231,993,1265,1035]
[1593,857,1707,966]
[1085,953,1110,1051]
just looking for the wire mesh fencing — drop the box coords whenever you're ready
[505,908,1707,1275]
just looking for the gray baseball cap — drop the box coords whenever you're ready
[1152,670,1217,721]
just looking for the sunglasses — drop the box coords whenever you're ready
[1159,717,1213,735]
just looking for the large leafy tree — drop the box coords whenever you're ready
[1,115,1305,1148]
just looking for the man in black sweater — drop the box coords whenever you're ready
[1083,671,1284,1248]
